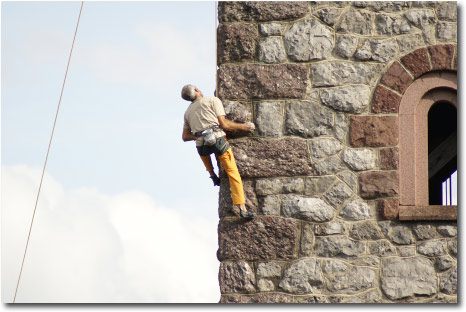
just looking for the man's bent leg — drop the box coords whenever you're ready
[200,155,214,173]
[217,148,245,205]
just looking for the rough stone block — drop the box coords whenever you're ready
[218,1,309,22]
[436,22,457,41]
[257,279,275,292]
[223,100,252,123]
[381,257,437,299]
[311,62,380,87]
[437,2,457,21]
[397,33,425,54]
[379,147,399,170]
[316,7,342,26]
[359,171,399,199]
[314,221,346,236]
[258,37,287,64]
[350,116,399,147]
[304,176,336,195]
[219,261,256,293]
[300,223,315,257]
[284,18,334,61]
[412,223,438,240]
[259,196,280,216]
[448,239,457,257]
[323,182,353,208]
[350,221,385,240]
[218,64,308,100]
[400,48,431,78]
[325,266,376,294]
[342,148,377,171]
[229,138,312,178]
[337,9,373,35]
[310,138,342,159]
[355,38,399,63]
[314,236,365,258]
[217,216,299,261]
[320,85,370,113]
[257,261,282,278]
[404,9,437,28]
[312,155,347,176]
[334,34,357,58]
[375,13,411,35]
[259,22,284,36]
[279,258,324,294]
[256,177,304,196]
[281,195,335,222]
[435,256,455,272]
[428,44,455,70]
[437,224,457,237]
[439,266,457,295]
[372,85,401,114]
[388,224,414,245]
[417,240,447,257]
[380,61,413,94]
[255,101,283,137]
[337,171,358,193]
[217,23,258,64]
[368,240,397,256]
[340,199,372,221]
[285,101,333,138]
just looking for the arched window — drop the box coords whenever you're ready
[398,71,457,220]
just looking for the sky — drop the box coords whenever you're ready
[1,0,223,303]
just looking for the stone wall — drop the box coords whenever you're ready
[216,1,457,303]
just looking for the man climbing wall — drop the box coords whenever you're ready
[181,84,256,219]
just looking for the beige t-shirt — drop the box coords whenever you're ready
[183,96,227,146]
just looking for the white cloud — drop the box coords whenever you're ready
[1,165,220,303]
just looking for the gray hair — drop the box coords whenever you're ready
[181,84,197,101]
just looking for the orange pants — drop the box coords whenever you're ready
[200,148,245,205]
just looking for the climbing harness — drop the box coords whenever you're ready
[12,1,84,303]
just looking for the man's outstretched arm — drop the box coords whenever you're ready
[217,116,255,132]
[182,127,196,142]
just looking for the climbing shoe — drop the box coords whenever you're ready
[240,210,256,219]
[210,174,221,186]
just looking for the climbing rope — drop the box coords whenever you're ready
[215,1,218,94]
[13,1,84,303]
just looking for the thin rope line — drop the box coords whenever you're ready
[215,1,218,94]
[13,1,84,303]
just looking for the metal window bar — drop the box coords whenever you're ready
[442,171,457,206]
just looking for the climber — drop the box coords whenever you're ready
[181,84,256,219]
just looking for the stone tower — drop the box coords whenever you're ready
[216,1,457,303]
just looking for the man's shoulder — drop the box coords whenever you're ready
[202,96,222,105]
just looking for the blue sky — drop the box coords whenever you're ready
[2,1,222,303]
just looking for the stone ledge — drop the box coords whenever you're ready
[399,205,457,221]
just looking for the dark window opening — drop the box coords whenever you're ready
[428,100,457,205]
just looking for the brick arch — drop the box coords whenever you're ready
[371,44,457,114]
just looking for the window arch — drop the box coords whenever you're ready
[398,71,457,220]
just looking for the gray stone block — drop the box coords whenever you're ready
[314,236,365,257]
[257,261,282,278]
[281,195,335,222]
[219,261,256,293]
[259,22,284,36]
[258,37,287,64]
[279,258,324,294]
[310,62,380,87]
[323,181,353,208]
[285,101,333,138]
[334,35,358,58]
[255,101,283,137]
[256,177,304,196]
[417,240,447,257]
[310,138,343,159]
[284,19,333,61]
[381,257,437,299]
[342,148,377,171]
[321,85,370,113]
[304,176,337,195]
[340,199,371,220]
